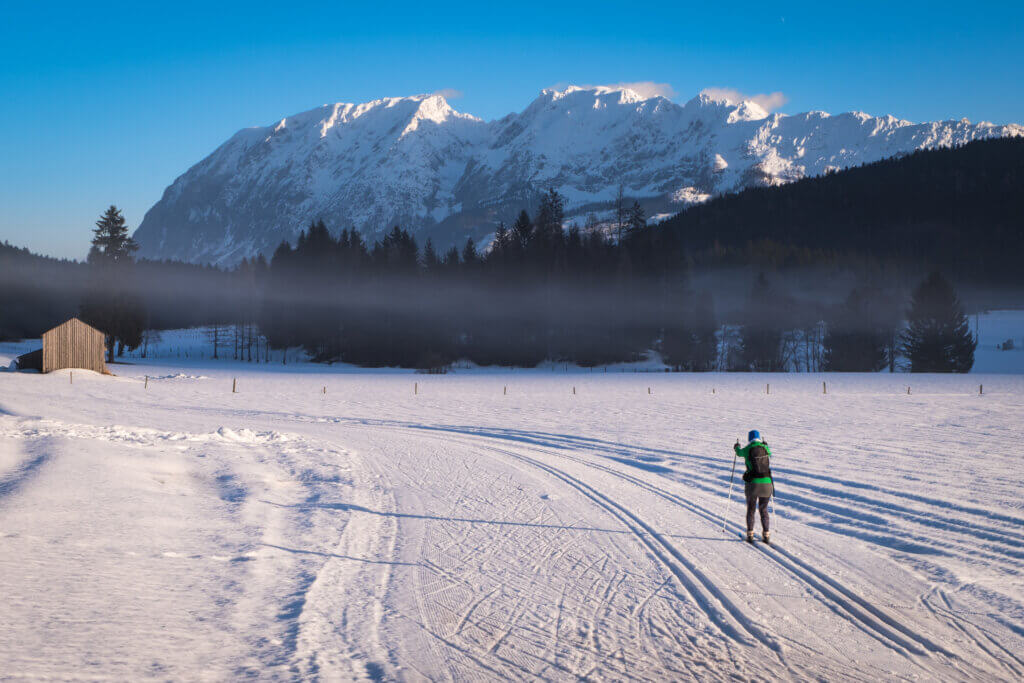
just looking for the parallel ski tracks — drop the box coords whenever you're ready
[400,425,1010,680]
[388,429,790,667]
[277,414,1017,679]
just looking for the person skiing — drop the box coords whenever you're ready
[734,430,773,543]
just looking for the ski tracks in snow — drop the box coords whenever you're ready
[329,419,1020,681]
[3,383,1023,681]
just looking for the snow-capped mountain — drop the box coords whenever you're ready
[134,86,1023,265]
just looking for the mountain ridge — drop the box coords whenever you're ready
[134,86,1024,265]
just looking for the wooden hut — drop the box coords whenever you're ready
[40,318,106,374]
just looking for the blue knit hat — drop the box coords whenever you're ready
[748,429,761,442]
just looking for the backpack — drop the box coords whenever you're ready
[748,443,771,479]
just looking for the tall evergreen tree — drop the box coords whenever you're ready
[461,237,479,271]
[511,210,534,248]
[626,201,646,233]
[442,245,460,269]
[614,183,626,242]
[80,206,145,362]
[489,224,509,264]
[534,188,565,244]
[421,238,440,271]
[740,273,784,371]
[692,292,718,371]
[902,272,976,372]
[823,288,888,371]
[88,205,138,265]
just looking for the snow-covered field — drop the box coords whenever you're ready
[2,345,1024,679]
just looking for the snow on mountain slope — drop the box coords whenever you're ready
[134,86,1024,265]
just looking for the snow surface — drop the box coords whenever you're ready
[133,85,1024,265]
[2,328,1024,679]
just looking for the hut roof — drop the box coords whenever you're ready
[43,317,104,339]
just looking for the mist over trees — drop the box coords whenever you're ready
[823,289,899,372]
[1,139,1016,373]
[902,272,977,372]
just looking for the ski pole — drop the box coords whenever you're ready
[720,443,739,532]
[770,478,780,534]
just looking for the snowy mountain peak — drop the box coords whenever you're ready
[728,100,770,123]
[134,88,1024,265]
[540,84,667,105]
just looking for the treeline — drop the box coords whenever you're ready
[4,138,1009,371]
[254,190,973,371]
[1,240,240,341]
[259,191,705,368]
[656,136,1024,282]
[1,241,86,340]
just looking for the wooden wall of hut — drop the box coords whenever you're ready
[41,318,106,374]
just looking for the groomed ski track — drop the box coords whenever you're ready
[1,368,1023,680]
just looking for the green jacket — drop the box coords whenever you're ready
[734,440,772,485]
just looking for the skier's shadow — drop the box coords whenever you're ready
[403,422,707,472]
[0,437,55,501]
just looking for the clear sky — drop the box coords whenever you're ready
[2,1,1022,260]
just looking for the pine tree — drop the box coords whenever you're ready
[442,245,460,269]
[422,238,440,270]
[490,224,509,257]
[740,273,784,371]
[902,272,976,372]
[81,206,145,362]
[534,189,565,243]
[614,183,626,242]
[511,210,534,248]
[88,205,138,265]
[627,201,646,233]
[692,292,717,371]
[461,237,478,267]
[823,289,888,371]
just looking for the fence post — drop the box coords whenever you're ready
[648,387,651,395]
[503,385,507,395]
[766,383,770,395]
[145,375,148,390]
[232,377,237,393]
[823,381,826,395]
[415,382,418,395]
[573,386,576,395]
[70,371,73,384]
[979,384,983,395]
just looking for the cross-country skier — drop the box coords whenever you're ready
[734,430,773,543]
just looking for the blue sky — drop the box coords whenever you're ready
[2,1,1022,260]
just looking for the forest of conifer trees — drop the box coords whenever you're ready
[3,138,1018,372]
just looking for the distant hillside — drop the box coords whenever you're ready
[655,137,1024,283]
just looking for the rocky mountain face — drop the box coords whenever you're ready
[134,86,1023,265]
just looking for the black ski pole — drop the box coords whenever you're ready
[770,473,780,534]
[720,441,739,533]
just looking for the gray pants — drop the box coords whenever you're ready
[746,494,770,532]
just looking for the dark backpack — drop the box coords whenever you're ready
[748,444,771,479]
